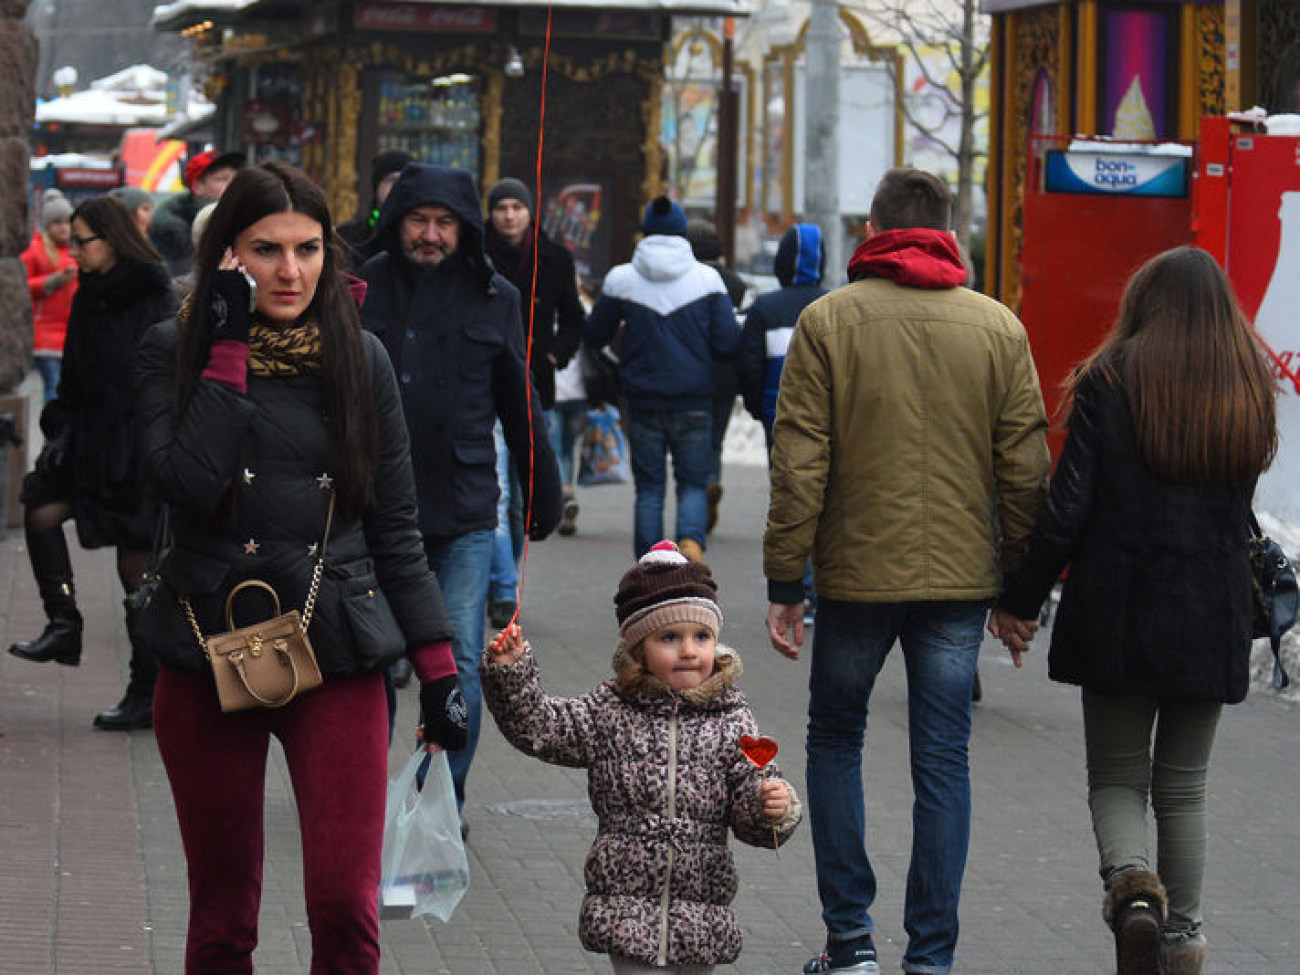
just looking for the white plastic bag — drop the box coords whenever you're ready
[379,748,469,921]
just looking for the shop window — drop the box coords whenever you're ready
[376,70,481,171]
[242,63,310,167]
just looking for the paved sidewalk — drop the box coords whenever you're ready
[2,464,1297,974]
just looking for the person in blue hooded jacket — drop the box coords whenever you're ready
[585,197,739,561]
[358,162,562,817]
[737,223,828,450]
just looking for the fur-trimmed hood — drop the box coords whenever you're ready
[611,641,743,707]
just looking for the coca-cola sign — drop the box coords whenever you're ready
[355,3,495,33]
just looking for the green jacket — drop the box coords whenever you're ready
[764,278,1050,603]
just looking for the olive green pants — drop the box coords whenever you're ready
[1082,690,1222,936]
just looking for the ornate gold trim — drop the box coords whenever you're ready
[761,12,903,220]
[1197,3,1226,120]
[643,72,665,203]
[483,66,504,193]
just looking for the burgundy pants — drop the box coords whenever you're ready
[154,666,388,975]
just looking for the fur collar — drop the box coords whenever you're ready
[611,641,743,707]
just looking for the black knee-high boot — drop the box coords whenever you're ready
[8,525,83,666]
[92,598,157,731]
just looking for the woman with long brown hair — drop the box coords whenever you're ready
[133,161,465,973]
[991,246,1277,975]
[8,194,176,730]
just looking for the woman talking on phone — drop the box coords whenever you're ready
[133,161,466,973]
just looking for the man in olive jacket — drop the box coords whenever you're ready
[764,168,1048,975]
[359,162,562,813]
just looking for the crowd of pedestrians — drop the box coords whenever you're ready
[4,152,1274,975]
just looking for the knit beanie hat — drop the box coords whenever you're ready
[370,149,413,195]
[488,177,532,214]
[41,189,73,228]
[642,196,688,237]
[108,185,152,214]
[615,541,723,649]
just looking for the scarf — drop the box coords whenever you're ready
[484,226,536,296]
[248,318,322,377]
[846,228,968,289]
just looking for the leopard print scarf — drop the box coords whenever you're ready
[248,319,321,377]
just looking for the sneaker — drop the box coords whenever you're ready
[802,935,879,974]
[558,496,579,536]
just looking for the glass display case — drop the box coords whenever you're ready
[374,70,481,171]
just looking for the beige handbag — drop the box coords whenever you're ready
[181,496,333,712]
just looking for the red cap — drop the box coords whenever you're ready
[184,149,243,188]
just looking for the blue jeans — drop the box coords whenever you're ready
[547,401,588,488]
[423,529,494,808]
[807,598,987,975]
[489,422,522,605]
[625,408,712,558]
[34,355,60,405]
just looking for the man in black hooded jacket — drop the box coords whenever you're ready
[359,163,562,813]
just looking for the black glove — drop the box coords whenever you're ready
[420,673,469,751]
[209,268,256,344]
[35,431,70,479]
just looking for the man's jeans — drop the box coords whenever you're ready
[489,421,522,605]
[423,529,494,808]
[625,408,711,558]
[547,401,588,488]
[807,598,987,975]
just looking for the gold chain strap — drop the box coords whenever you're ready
[180,490,336,652]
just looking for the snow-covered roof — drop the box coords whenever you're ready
[415,0,749,9]
[152,0,748,29]
[151,0,262,29]
[90,64,170,93]
[35,64,214,128]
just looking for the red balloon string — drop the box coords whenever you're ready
[508,4,553,633]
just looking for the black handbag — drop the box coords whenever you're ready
[1249,513,1296,690]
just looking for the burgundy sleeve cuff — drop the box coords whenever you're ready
[410,641,456,684]
[201,340,249,391]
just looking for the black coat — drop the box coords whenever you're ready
[134,321,454,676]
[1000,371,1258,703]
[359,163,562,541]
[43,259,176,549]
[484,226,584,409]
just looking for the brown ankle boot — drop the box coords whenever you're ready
[1159,933,1206,975]
[1102,869,1166,975]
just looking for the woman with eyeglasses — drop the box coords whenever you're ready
[8,195,177,732]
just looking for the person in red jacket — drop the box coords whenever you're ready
[21,189,78,404]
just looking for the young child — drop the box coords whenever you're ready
[481,541,802,974]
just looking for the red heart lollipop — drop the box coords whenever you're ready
[739,734,778,769]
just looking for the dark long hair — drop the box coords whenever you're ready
[176,162,377,515]
[1068,246,1277,486]
[71,196,162,266]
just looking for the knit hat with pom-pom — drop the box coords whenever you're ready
[641,196,688,237]
[615,541,722,648]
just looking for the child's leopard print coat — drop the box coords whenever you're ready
[480,640,801,967]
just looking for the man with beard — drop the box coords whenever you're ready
[358,164,562,823]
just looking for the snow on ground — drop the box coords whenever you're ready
[721,401,768,468]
